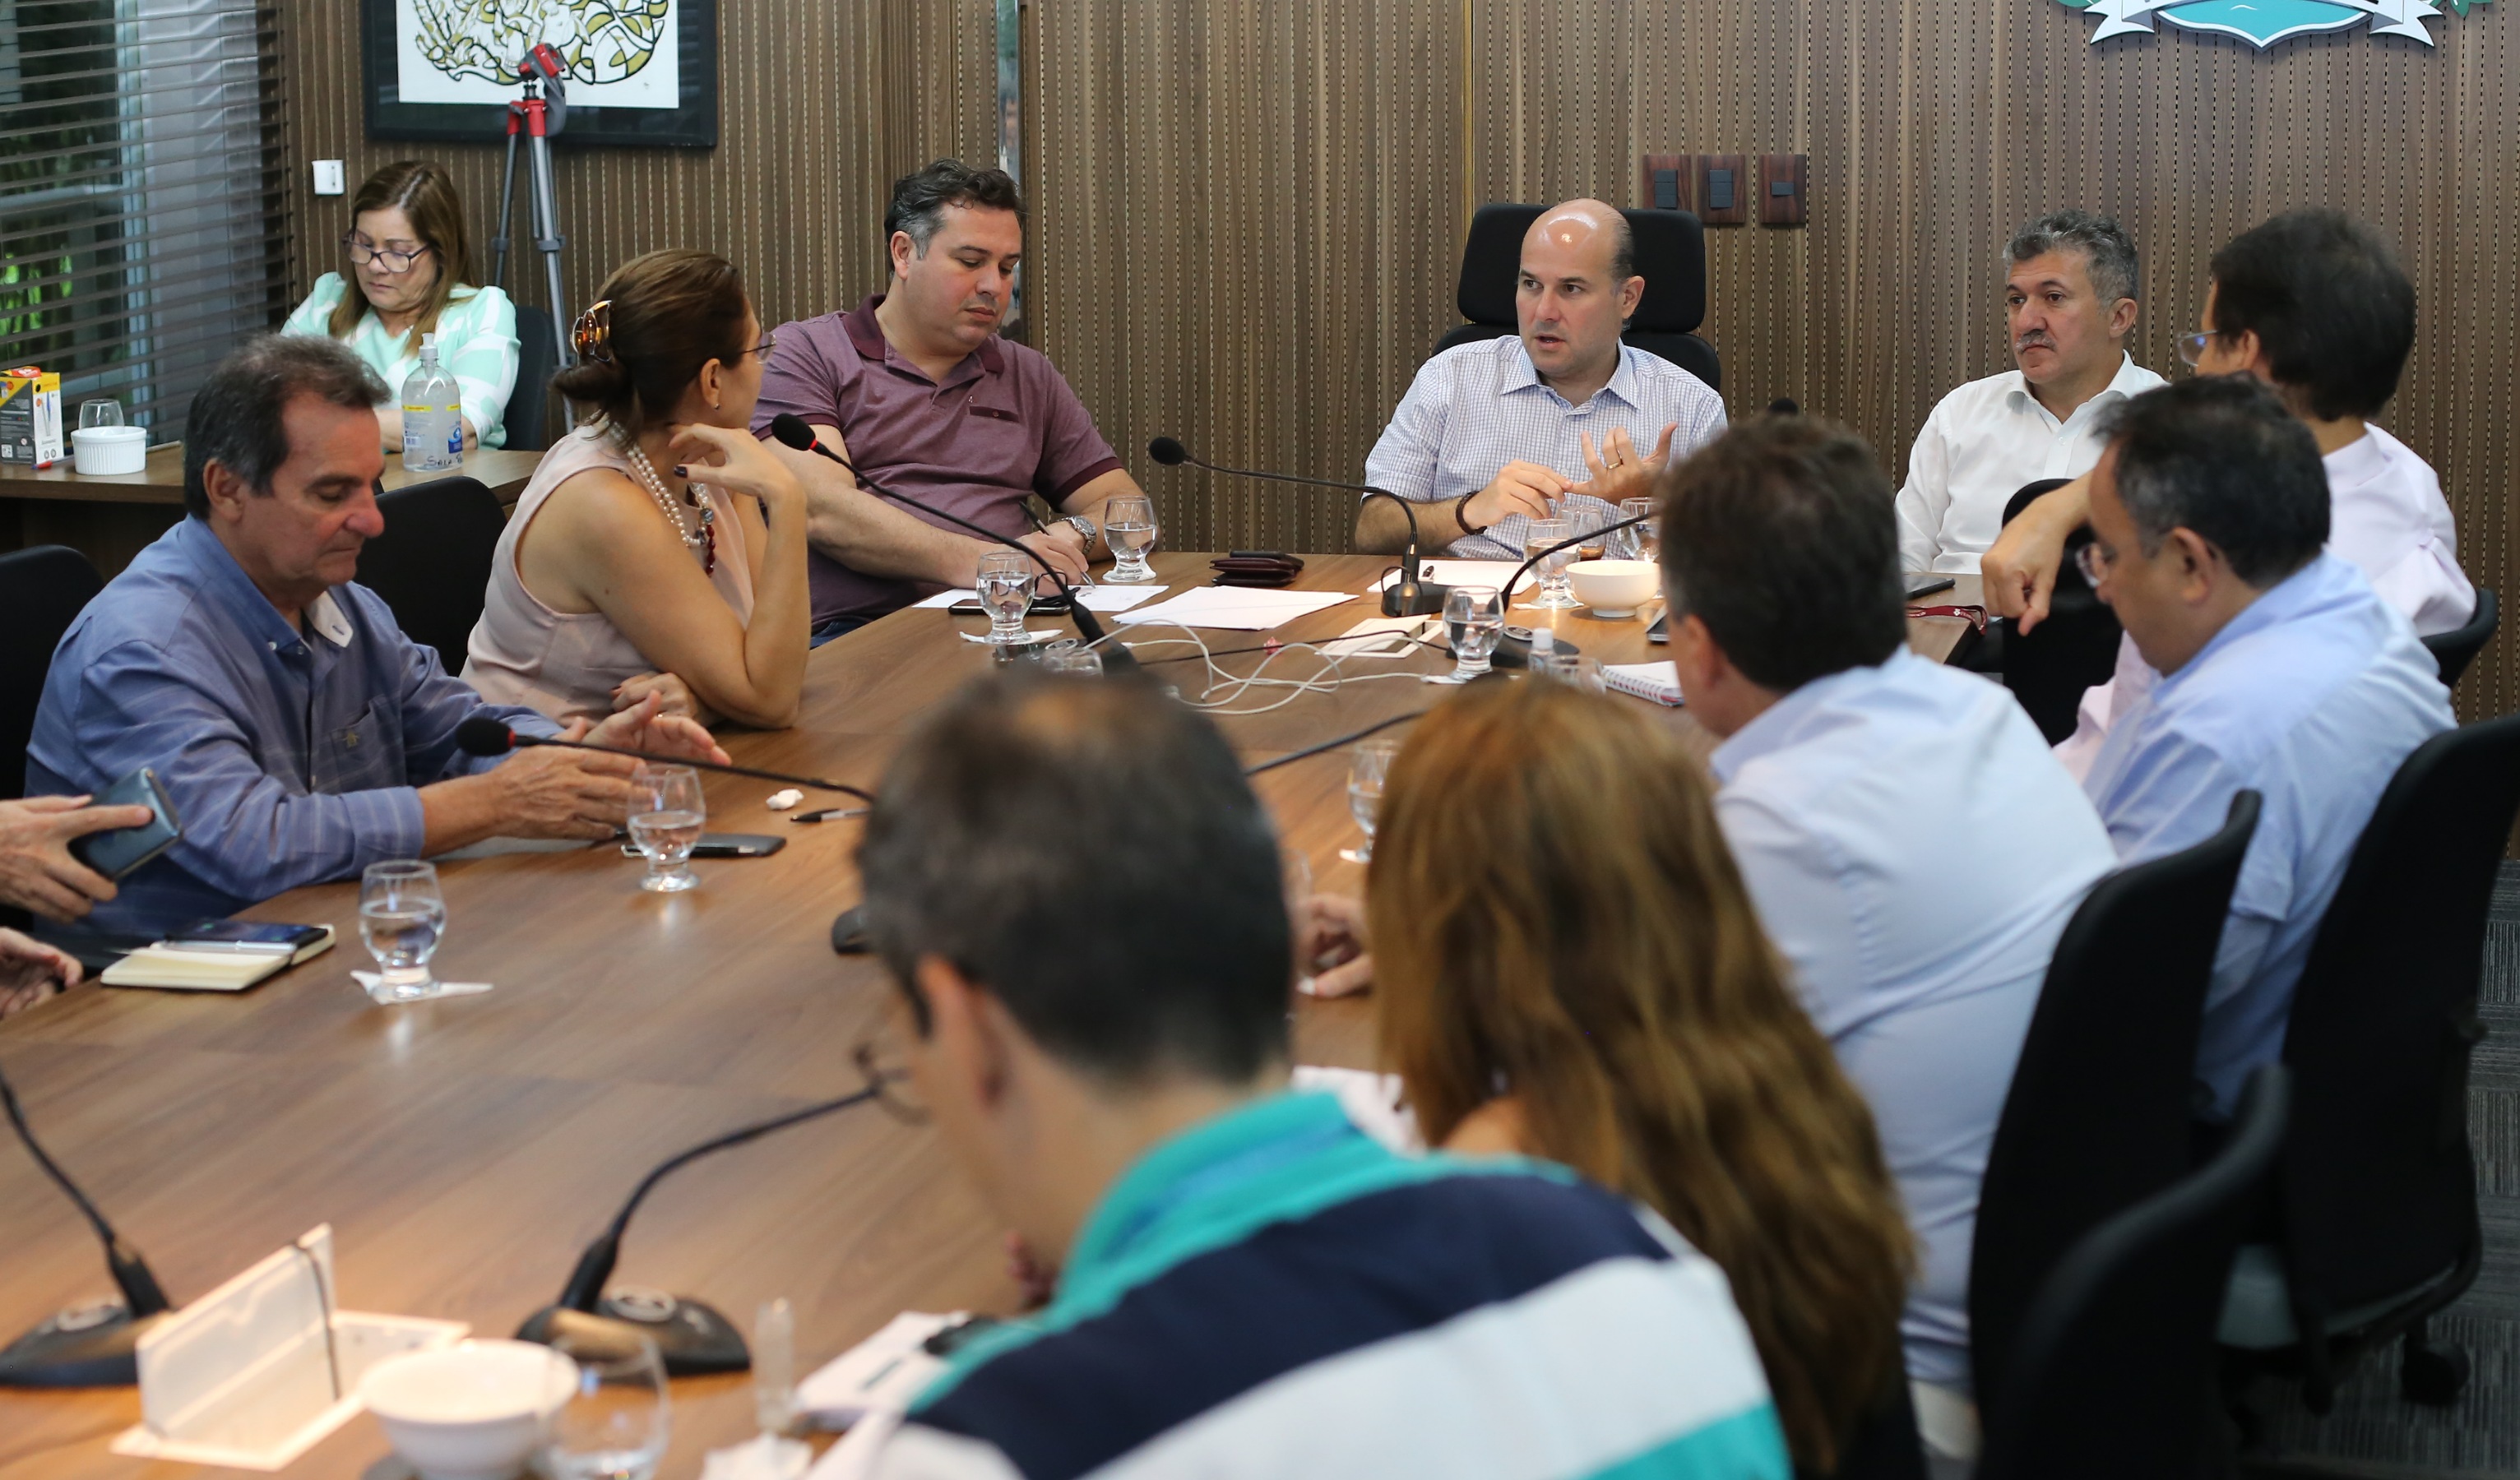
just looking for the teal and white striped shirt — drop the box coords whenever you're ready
[282,273,519,448]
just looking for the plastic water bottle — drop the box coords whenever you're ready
[400,334,462,471]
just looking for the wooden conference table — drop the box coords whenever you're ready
[0,446,543,577]
[0,554,1981,1479]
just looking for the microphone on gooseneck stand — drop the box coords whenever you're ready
[1146,437,1448,618]
[0,1062,173,1387]
[452,716,875,802]
[1487,508,1658,669]
[765,414,1137,673]
[515,1083,883,1376]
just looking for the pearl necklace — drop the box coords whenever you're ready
[617,432,716,575]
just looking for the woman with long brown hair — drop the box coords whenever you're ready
[283,160,519,451]
[1351,678,1913,1476]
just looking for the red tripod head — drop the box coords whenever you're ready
[504,43,568,137]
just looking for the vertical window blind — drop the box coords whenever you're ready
[0,0,290,441]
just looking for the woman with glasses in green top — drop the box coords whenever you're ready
[282,160,521,451]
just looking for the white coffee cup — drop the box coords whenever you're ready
[359,1339,577,1480]
[71,425,146,476]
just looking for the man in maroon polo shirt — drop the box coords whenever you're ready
[753,160,1147,643]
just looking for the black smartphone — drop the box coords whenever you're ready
[1905,576,1957,600]
[164,920,329,954]
[948,594,1073,615]
[68,766,182,881]
[618,832,785,859]
[1647,613,1668,645]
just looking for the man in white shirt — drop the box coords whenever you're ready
[1660,414,2118,1470]
[1895,210,2166,575]
[1359,199,1726,560]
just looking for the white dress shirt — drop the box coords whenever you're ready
[2080,554,2453,1119]
[1711,649,2117,1393]
[1894,354,2167,574]
[2055,424,2476,779]
[1363,335,1726,560]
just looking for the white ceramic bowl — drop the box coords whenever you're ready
[359,1339,577,1480]
[1568,558,1661,618]
[71,424,146,476]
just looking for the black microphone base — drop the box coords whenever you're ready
[0,1301,164,1387]
[517,1290,749,1376]
[1381,580,1450,618]
[1493,627,1580,670]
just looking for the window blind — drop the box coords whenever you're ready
[0,0,290,441]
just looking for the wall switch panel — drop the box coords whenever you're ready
[1693,155,1749,225]
[313,160,346,197]
[1640,153,1690,213]
[1760,154,1809,226]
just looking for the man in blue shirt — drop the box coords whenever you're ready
[2077,376,2452,1121]
[848,673,1787,1479]
[26,335,728,936]
[1658,414,2117,1465]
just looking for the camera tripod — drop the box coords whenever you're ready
[489,42,576,433]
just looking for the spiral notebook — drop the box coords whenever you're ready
[1602,661,1684,707]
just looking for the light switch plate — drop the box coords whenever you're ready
[312,160,345,197]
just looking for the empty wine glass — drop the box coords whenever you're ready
[1444,585,1505,681]
[1340,738,1401,865]
[1523,517,1581,609]
[1609,497,1657,562]
[1103,495,1159,582]
[359,860,447,1002]
[78,399,123,431]
[541,1331,670,1480]
[977,550,1035,646]
[628,763,705,893]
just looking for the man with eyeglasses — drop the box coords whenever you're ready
[1984,210,2474,771]
[2073,376,2449,1124]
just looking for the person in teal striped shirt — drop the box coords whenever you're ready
[283,160,518,451]
[846,673,1790,1480]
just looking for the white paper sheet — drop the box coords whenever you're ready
[1114,587,1360,631]
[1602,660,1684,706]
[1367,560,1534,596]
[912,585,1168,613]
[795,1311,964,1428]
[1317,615,1441,658]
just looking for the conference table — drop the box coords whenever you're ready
[0,553,1982,1479]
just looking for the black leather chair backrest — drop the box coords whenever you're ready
[2420,585,2496,687]
[1998,477,2123,742]
[1805,1377,1925,1480]
[1969,789,2261,1405]
[357,476,508,675]
[2277,711,2520,1326]
[502,310,559,452]
[0,545,104,798]
[1435,203,1721,391]
[1977,1066,2289,1480]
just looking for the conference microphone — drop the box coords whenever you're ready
[1487,508,1658,669]
[452,715,874,802]
[516,1083,882,1376]
[1146,437,1446,618]
[0,1061,173,1387]
[765,414,1138,673]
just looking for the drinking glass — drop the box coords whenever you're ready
[541,1331,670,1480]
[1609,497,1658,562]
[1339,738,1401,864]
[976,551,1035,646]
[1523,517,1581,608]
[1040,639,1103,676]
[78,399,123,431]
[1443,585,1505,681]
[1538,650,1606,691]
[358,860,447,1002]
[1103,495,1159,582]
[628,763,705,893]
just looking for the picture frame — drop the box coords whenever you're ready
[361,0,718,149]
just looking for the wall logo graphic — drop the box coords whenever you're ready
[2059,0,2488,47]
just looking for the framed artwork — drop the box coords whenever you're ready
[363,0,718,148]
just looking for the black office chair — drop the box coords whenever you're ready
[357,476,508,674]
[1434,204,1721,391]
[1976,1066,2289,1480]
[501,310,559,452]
[1994,479,2122,741]
[2218,710,2520,1412]
[0,545,104,799]
[1811,1378,1926,1480]
[2420,585,2496,687]
[1969,790,2263,1400]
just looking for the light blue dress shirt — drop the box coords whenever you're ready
[2080,553,2453,1121]
[25,517,558,935]
[1711,649,2117,1392]
[1364,335,1726,559]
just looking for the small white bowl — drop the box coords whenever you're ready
[359,1339,577,1480]
[1568,559,1661,618]
[72,424,146,476]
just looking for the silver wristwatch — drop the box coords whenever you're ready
[1062,513,1098,548]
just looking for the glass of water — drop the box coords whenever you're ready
[1524,517,1581,608]
[358,860,447,1002]
[628,763,706,893]
[541,1331,670,1480]
[1103,495,1159,582]
[977,550,1036,646]
[1609,497,1658,562]
[1444,585,1505,681]
[1340,738,1401,865]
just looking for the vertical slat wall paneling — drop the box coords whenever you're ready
[1452,0,2518,727]
[1029,2,1464,555]
[274,1,994,341]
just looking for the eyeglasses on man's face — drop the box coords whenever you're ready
[2074,538,2119,589]
[2175,330,2222,369]
[342,234,433,275]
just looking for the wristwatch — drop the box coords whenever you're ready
[1062,513,1098,548]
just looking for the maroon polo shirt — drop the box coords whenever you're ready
[752,295,1125,625]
